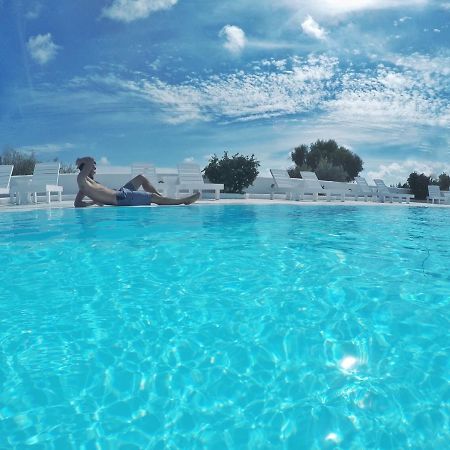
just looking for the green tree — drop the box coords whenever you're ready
[314,158,348,182]
[203,152,260,194]
[287,163,313,179]
[290,139,363,181]
[407,172,435,200]
[0,148,38,175]
[438,173,450,191]
[291,144,308,167]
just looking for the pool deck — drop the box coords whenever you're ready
[1,198,449,213]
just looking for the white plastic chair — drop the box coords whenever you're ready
[0,165,13,196]
[175,163,224,200]
[374,179,414,203]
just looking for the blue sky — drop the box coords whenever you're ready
[0,0,449,183]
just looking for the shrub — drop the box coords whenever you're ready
[203,152,260,194]
[59,163,77,174]
[0,148,38,175]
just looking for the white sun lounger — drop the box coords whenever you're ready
[131,163,167,196]
[354,176,377,202]
[175,163,224,200]
[10,162,63,204]
[0,165,14,196]
[373,179,414,203]
[269,169,302,200]
[427,185,445,204]
[300,171,347,202]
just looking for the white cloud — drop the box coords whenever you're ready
[25,2,42,20]
[15,51,448,177]
[278,0,428,17]
[366,159,450,185]
[219,25,247,54]
[301,15,327,40]
[183,157,195,163]
[388,52,450,77]
[72,52,449,136]
[102,0,177,23]
[323,56,450,132]
[133,55,335,123]
[27,33,60,65]
[17,143,75,153]
[99,156,110,165]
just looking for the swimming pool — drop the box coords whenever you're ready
[0,204,449,448]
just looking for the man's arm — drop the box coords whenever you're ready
[74,190,105,207]
[74,190,95,208]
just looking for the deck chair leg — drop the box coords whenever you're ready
[47,191,51,203]
[58,191,62,202]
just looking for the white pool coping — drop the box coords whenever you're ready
[1,198,449,213]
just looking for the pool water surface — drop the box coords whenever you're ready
[0,205,449,448]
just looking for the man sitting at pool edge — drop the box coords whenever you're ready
[75,157,200,207]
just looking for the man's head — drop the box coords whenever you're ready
[76,157,96,178]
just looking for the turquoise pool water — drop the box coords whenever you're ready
[0,205,449,449]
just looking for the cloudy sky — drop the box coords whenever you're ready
[0,0,449,183]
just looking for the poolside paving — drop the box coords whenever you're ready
[1,198,449,213]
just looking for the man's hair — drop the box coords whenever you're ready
[78,163,85,171]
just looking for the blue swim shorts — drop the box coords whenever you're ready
[116,181,152,206]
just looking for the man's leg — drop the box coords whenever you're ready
[127,175,163,196]
[152,192,200,205]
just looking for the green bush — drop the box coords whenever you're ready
[0,148,38,175]
[203,152,260,194]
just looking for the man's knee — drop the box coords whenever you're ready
[134,174,149,183]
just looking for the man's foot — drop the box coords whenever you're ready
[183,192,201,205]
